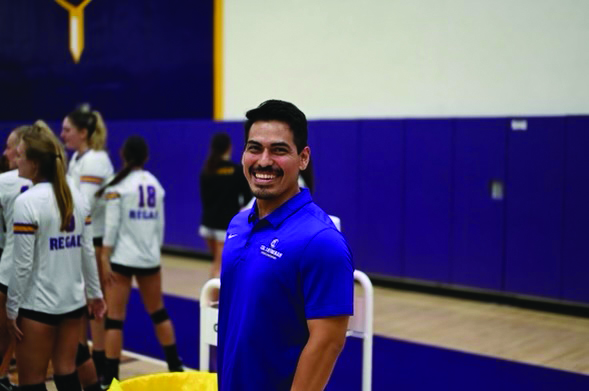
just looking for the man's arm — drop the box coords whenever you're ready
[290,316,349,391]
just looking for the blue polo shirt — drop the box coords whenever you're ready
[217,189,354,391]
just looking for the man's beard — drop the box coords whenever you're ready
[252,187,278,200]
[249,165,283,200]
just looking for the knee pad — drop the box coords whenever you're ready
[76,343,91,367]
[104,317,124,330]
[53,371,79,391]
[150,308,169,325]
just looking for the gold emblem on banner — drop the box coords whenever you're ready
[55,0,92,63]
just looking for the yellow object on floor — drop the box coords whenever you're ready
[108,372,218,391]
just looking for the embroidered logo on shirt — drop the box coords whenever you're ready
[227,233,238,239]
[260,239,283,260]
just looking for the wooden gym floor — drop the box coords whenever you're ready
[37,254,589,389]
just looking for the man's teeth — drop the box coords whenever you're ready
[255,172,276,179]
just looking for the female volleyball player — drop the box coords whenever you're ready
[7,123,105,391]
[61,104,114,383]
[99,136,183,385]
[0,125,32,389]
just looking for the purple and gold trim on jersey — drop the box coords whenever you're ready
[80,175,103,185]
[85,216,92,225]
[13,223,38,235]
[105,192,120,201]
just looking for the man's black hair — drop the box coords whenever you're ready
[244,100,308,153]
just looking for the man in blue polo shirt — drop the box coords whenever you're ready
[217,100,354,390]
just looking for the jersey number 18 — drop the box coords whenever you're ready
[138,185,156,208]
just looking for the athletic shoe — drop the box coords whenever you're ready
[169,365,185,372]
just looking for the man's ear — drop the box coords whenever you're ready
[299,146,310,171]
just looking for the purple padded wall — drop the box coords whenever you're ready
[309,120,361,261]
[355,120,403,276]
[404,119,453,283]
[0,115,588,304]
[562,117,589,303]
[504,118,565,298]
[451,119,506,290]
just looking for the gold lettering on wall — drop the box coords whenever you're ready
[55,0,92,63]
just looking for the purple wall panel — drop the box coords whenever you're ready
[0,116,588,304]
[451,119,506,290]
[404,119,453,283]
[562,117,589,303]
[309,121,361,266]
[504,117,565,298]
[356,120,403,276]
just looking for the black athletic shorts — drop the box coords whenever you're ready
[19,306,86,326]
[93,237,103,247]
[111,263,161,278]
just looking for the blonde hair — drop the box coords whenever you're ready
[67,104,108,150]
[22,121,73,231]
[89,110,107,150]
[10,125,29,145]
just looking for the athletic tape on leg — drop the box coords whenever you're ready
[150,308,169,324]
[104,317,124,330]
[76,343,91,366]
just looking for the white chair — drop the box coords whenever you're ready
[199,270,374,391]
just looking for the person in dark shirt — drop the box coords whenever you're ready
[199,133,251,278]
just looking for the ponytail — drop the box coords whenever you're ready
[53,155,74,232]
[204,155,223,176]
[89,110,107,150]
[203,133,231,175]
[96,135,148,198]
[95,166,133,198]
[67,104,108,150]
[23,121,73,231]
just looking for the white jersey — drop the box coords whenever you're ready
[0,170,33,285]
[7,183,102,319]
[0,215,4,249]
[104,170,165,269]
[67,149,114,239]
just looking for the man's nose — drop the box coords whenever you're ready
[258,149,273,166]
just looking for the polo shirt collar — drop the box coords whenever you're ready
[248,188,313,228]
